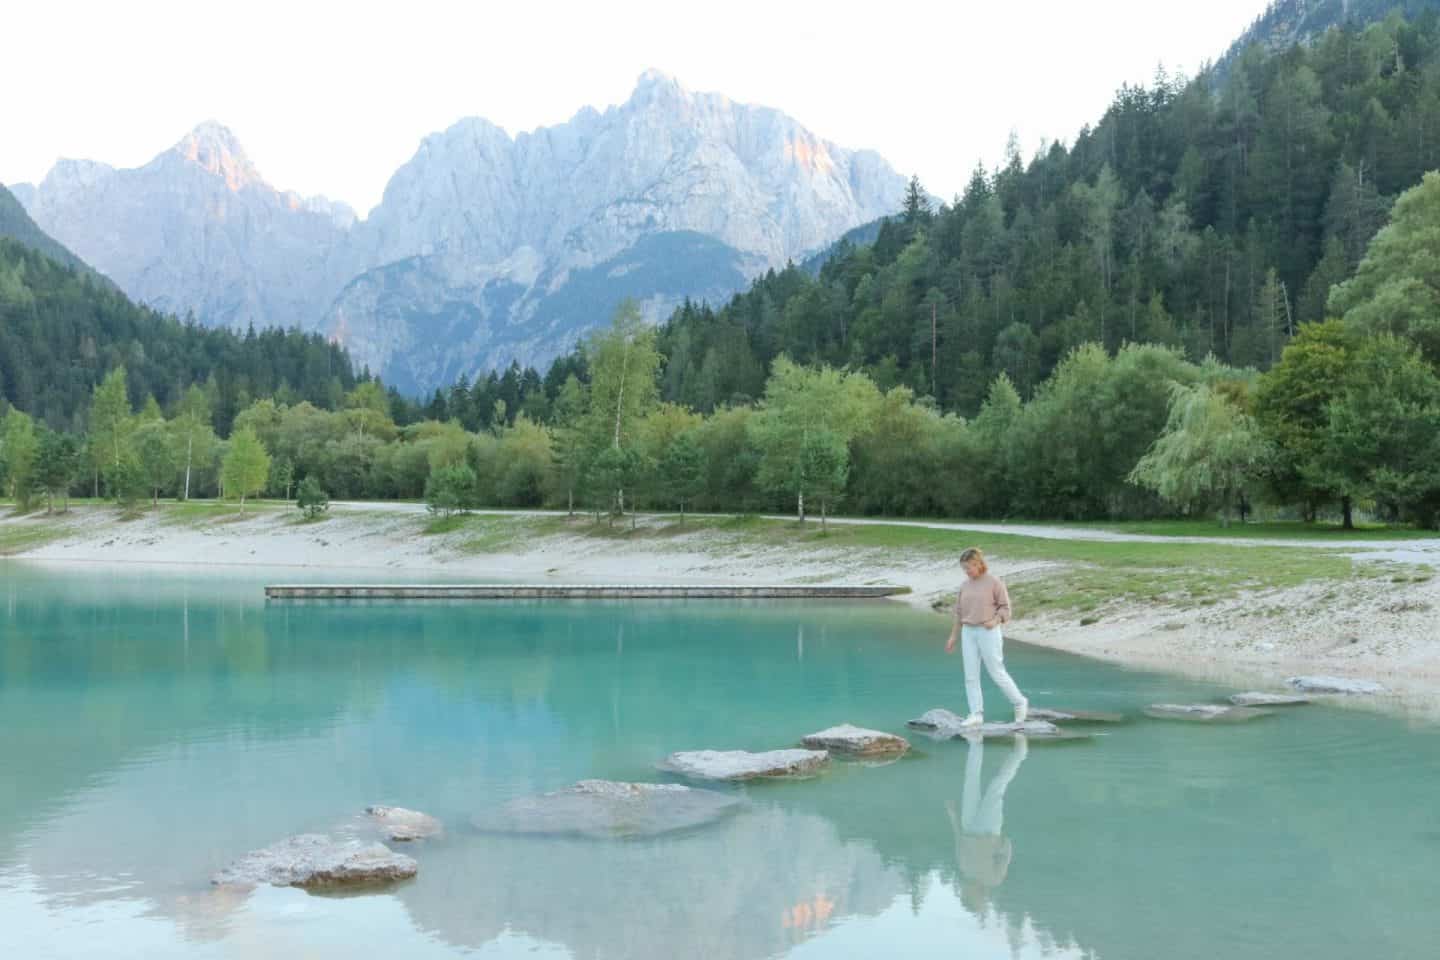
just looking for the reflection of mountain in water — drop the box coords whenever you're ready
[404,804,905,959]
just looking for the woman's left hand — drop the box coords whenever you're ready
[982,618,999,629]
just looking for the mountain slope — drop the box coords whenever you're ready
[1219,0,1440,73]
[0,237,356,432]
[324,70,906,385]
[0,183,95,276]
[16,122,356,332]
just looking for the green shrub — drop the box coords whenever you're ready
[426,464,478,518]
[296,475,330,520]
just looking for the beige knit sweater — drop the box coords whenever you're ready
[954,574,1012,625]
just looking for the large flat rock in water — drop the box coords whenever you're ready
[1229,692,1311,707]
[906,708,975,737]
[471,780,744,839]
[1287,675,1386,695]
[365,805,443,841]
[659,749,829,781]
[906,708,1082,740]
[963,720,1082,740]
[1144,704,1272,723]
[799,724,910,758]
[212,834,418,889]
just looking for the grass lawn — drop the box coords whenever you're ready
[505,512,1419,619]
[421,512,572,552]
[156,499,285,526]
[1051,518,1437,541]
[0,512,71,555]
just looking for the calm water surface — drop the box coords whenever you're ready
[1,562,1437,960]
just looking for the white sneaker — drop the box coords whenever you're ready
[1013,699,1029,724]
[958,713,984,728]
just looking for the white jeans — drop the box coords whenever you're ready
[961,736,1027,835]
[961,624,1025,716]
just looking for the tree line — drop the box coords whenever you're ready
[7,156,1436,528]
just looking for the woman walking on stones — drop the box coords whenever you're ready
[944,547,1028,727]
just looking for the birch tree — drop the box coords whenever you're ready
[583,300,661,515]
[222,427,271,515]
[170,385,216,501]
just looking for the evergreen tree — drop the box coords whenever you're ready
[34,428,80,513]
[658,430,705,524]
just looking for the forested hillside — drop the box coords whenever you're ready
[0,238,359,433]
[653,10,1440,415]
[1219,0,1440,69]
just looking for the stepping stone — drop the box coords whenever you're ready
[1286,675,1386,695]
[1026,707,1126,724]
[212,834,417,889]
[906,709,1084,740]
[1228,692,1311,707]
[659,749,829,781]
[1144,703,1272,723]
[471,779,743,840]
[907,707,974,736]
[365,805,443,841]
[799,724,910,759]
[961,719,1084,740]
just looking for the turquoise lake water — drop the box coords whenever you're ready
[2,562,1438,960]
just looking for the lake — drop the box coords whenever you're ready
[2,562,1436,959]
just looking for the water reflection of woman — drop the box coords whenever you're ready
[945,734,1028,907]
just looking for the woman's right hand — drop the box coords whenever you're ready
[944,634,957,654]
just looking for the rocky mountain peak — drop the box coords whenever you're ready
[37,158,115,201]
[632,68,687,102]
[21,79,907,394]
[171,120,261,191]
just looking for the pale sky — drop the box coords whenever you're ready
[3,0,1265,217]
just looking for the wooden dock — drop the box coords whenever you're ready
[264,584,909,600]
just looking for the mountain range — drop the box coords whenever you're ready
[11,71,907,394]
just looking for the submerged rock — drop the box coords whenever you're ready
[365,805,443,841]
[659,749,829,781]
[1286,675,1386,695]
[212,834,417,889]
[1026,707,1126,724]
[472,780,744,840]
[1144,704,1271,723]
[799,724,910,759]
[1228,692,1311,707]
